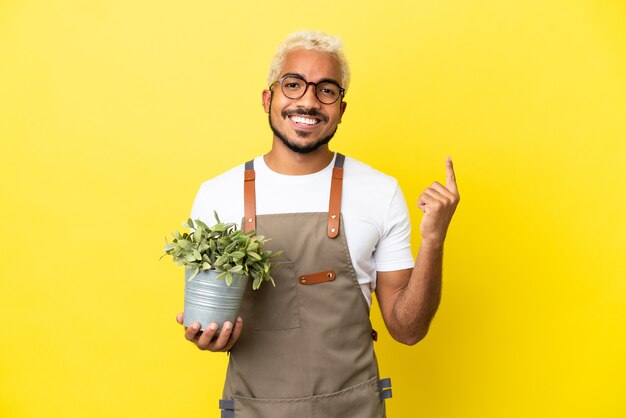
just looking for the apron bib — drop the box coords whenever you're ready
[220,154,392,418]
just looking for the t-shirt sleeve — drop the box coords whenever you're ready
[188,165,244,226]
[373,183,415,272]
[190,185,207,221]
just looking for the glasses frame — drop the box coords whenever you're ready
[270,75,345,105]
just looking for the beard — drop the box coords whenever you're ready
[268,101,338,154]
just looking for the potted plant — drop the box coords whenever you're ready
[162,211,282,332]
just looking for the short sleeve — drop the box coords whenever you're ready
[373,183,415,272]
[190,185,215,223]
[188,164,245,226]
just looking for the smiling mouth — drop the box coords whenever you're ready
[288,115,321,126]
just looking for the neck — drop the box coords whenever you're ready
[264,138,334,175]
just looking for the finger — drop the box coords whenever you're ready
[208,321,234,351]
[223,317,243,351]
[196,323,219,349]
[176,312,184,325]
[445,157,458,194]
[422,187,448,202]
[184,322,202,341]
[418,192,439,213]
[430,182,456,200]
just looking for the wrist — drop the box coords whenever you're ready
[420,238,444,252]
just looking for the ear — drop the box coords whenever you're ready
[262,89,272,113]
[338,101,347,123]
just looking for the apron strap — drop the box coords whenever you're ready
[219,399,235,418]
[242,153,345,238]
[378,378,393,400]
[243,160,256,233]
[327,153,345,239]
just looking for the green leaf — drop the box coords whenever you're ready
[187,267,199,281]
[229,265,243,274]
[225,271,233,286]
[230,251,245,260]
[214,254,229,266]
[247,251,262,261]
[184,253,196,262]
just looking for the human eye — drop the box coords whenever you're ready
[283,77,304,91]
[318,83,339,97]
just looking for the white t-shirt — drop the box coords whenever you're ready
[190,153,415,307]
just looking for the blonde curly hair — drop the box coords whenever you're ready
[267,30,351,92]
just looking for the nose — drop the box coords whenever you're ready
[295,82,321,108]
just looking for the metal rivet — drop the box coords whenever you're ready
[331,214,337,219]
[327,273,333,278]
[301,277,307,283]
[331,228,336,233]
[247,218,253,223]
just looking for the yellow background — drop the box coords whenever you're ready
[1,0,625,417]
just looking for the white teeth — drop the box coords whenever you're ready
[290,116,319,125]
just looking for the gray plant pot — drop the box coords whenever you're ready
[183,269,248,332]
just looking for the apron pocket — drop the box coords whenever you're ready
[233,377,384,418]
[251,260,300,330]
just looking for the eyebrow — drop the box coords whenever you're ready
[280,72,342,87]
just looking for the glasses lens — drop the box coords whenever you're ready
[316,82,342,104]
[281,77,306,99]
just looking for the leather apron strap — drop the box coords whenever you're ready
[243,160,256,232]
[327,153,344,238]
[243,153,345,238]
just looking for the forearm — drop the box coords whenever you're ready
[378,157,458,345]
[390,240,443,345]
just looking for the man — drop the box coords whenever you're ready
[176,31,459,417]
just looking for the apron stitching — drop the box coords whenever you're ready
[233,376,378,403]
[337,214,372,314]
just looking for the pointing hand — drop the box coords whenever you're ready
[417,157,460,247]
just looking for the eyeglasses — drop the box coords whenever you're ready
[271,75,345,105]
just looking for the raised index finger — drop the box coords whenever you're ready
[446,156,458,193]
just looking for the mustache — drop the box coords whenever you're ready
[281,109,328,123]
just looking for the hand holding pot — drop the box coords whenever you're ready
[177,312,243,352]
